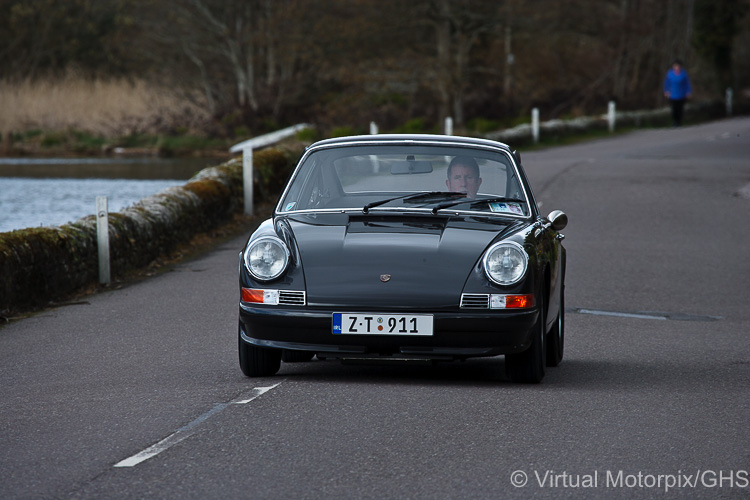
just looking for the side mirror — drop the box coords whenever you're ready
[547,210,568,231]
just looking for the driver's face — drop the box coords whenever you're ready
[446,165,482,198]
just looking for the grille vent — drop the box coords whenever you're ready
[460,294,489,309]
[279,290,306,306]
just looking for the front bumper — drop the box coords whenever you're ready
[239,302,538,358]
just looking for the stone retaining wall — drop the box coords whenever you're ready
[1,153,282,315]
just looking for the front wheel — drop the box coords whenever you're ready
[238,325,281,377]
[505,292,546,383]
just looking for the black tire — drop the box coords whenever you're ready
[238,326,281,377]
[546,284,564,367]
[281,350,315,363]
[505,290,546,383]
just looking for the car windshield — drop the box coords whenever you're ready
[278,143,531,216]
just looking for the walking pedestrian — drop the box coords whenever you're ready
[663,59,692,127]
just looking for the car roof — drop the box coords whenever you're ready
[308,134,513,152]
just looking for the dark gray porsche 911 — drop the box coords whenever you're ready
[238,134,567,382]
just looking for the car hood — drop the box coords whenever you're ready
[284,213,518,310]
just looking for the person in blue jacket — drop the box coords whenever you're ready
[663,59,692,126]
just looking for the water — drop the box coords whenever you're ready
[0,157,225,233]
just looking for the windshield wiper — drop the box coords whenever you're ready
[430,196,526,215]
[362,191,464,213]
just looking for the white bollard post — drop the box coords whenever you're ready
[531,108,539,144]
[726,88,733,116]
[96,196,110,284]
[369,122,381,173]
[608,101,616,133]
[444,117,453,136]
[243,147,254,216]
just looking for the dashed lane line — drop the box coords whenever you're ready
[114,382,283,468]
[571,308,722,322]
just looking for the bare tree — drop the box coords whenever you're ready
[420,0,503,126]
[177,0,258,110]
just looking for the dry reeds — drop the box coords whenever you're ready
[0,73,210,137]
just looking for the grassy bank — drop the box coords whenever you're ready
[0,75,209,134]
[0,75,229,157]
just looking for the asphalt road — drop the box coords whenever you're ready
[2,118,749,499]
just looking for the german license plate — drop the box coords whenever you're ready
[332,313,433,336]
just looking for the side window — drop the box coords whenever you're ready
[305,168,327,209]
[474,158,509,198]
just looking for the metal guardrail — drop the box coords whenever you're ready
[229,123,312,154]
[229,123,312,216]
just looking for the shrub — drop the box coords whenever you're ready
[330,126,358,137]
[393,117,430,134]
[467,117,503,134]
[296,127,317,142]
[41,131,66,147]
[252,148,300,203]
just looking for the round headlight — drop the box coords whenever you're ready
[483,241,528,285]
[244,236,290,281]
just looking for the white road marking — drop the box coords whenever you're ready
[575,308,668,320]
[232,383,282,404]
[573,308,722,322]
[114,382,283,468]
